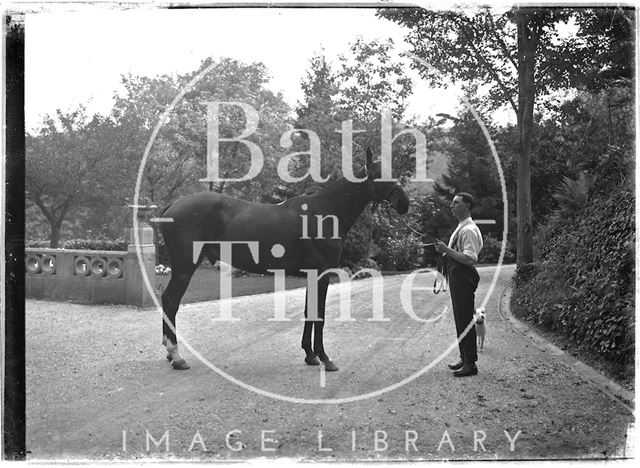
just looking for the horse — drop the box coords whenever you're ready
[159,149,410,371]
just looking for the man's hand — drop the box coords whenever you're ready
[434,239,448,254]
[435,239,476,267]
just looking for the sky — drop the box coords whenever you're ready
[25,5,467,131]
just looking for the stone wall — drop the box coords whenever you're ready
[25,224,156,307]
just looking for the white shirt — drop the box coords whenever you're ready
[448,217,483,262]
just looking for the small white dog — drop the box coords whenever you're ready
[474,307,486,350]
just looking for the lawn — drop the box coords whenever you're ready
[154,264,511,304]
[154,267,309,304]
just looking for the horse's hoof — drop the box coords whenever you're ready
[323,360,339,372]
[171,358,190,370]
[166,353,172,361]
[305,355,320,366]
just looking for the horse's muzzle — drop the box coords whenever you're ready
[387,186,410,214]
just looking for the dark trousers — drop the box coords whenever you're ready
[447,259,480,363]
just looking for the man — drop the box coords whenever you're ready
[434,192,483,377]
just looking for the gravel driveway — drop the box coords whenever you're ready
[26,265,633,461]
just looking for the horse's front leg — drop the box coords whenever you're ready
[161,267,195,370]
[313,276,338,371]
[302,287,320,366]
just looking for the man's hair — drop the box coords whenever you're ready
[455,192,475,210]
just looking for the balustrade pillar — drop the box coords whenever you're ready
[125,203,157,308]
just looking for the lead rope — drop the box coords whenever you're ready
[406,225,448,294]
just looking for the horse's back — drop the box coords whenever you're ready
[161,192,301,267]
[164,191,248,217]
[161,191,346,274]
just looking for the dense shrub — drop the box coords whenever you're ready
[511,181,634,366]
[26,238,128,251]
[371,234,424,271]
[342,211,374,267]
[477,234,516,264]
[26,240,51,249]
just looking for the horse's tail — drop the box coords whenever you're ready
[151,202,176,267]
[153,202,175,243]
[158,202,172,219]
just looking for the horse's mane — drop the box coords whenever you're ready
[313,163,371,198]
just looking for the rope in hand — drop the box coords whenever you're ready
[406,225,448,294]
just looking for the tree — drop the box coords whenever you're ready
[179,57,292,202]
[109,58,292,255]
[112,73,204,210]
[337,37,413,127]
[574,7,634,91]
[432,110,504,238]
[291,41,415,192]
[289,42,419,269]
[26,57,293,246]
[497,80,634,225]
[26,108,133,246]
[378,6,616,265]
[112,58,292,206]
[288,53,344,196]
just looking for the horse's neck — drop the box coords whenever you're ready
[315,178,371,234]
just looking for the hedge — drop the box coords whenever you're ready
[510,183,634,365]
[478,234,516,264]
[371,235,424,271]
[26,238,129,251]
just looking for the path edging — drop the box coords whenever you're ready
[498,285,634,413]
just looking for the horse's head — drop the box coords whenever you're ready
[365,148,410,214]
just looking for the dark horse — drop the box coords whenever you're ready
[160,149,410,371]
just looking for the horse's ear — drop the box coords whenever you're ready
[365,147,373,170]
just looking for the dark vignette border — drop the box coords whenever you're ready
[3,12,26,461]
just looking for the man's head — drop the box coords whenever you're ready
[450,192,474,220]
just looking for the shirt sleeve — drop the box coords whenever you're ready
[459,228,482,262]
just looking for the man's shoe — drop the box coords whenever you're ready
[447,359,464,370]
[453,364,478,377]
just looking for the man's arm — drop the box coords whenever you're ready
[435,240,477,267]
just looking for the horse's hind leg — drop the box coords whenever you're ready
[302,287,320,366]
[161,262,197,370]
[313,276,338,371]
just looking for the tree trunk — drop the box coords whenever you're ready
[49,221,62,248]
[515,9,536,266]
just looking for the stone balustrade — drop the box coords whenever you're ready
[25,211,157,307]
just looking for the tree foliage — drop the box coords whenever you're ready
[337,38,413,124]
[287,54,343,196]
[26,58,292,245]
[378,7,589,115]
[113,73,203,208]
[26,108,134,246]
[113,58,292,205]
[432,110,505,238]
[290,41,418,269]
[378,6,633,265]
[497,82,633,224]
[573,7,635,91]
[552,172,594,218]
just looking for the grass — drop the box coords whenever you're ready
[154,263,512,304]
[154,267,308,304]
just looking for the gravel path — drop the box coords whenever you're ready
[26,265,633,461]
